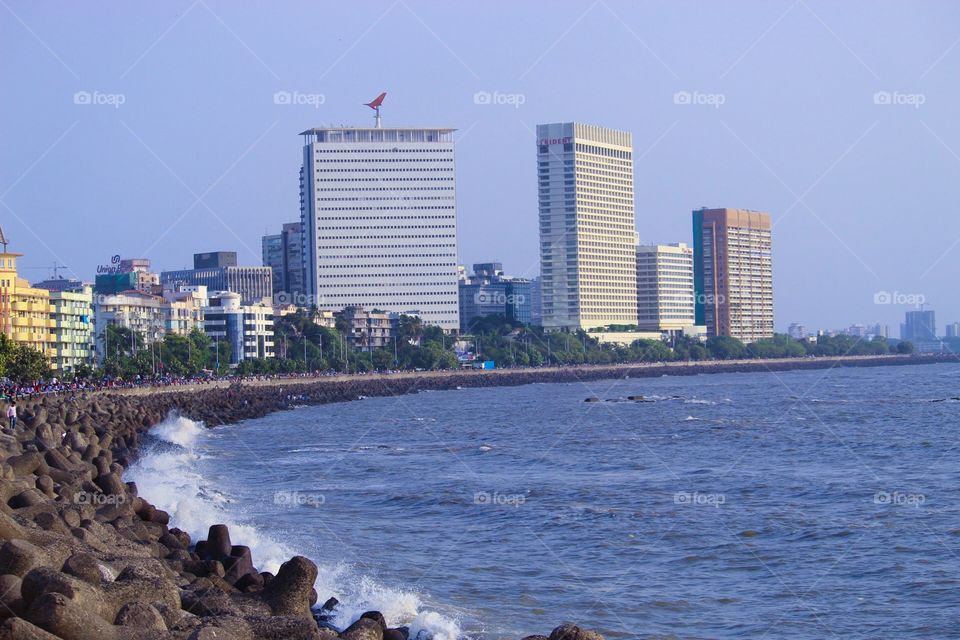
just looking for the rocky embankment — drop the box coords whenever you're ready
[0,355,947,639]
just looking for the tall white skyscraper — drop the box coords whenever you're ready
[537,122,638,330]
[300,127,460,330]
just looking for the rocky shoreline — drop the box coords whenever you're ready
[0,355,949,639]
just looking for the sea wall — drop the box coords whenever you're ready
[0,355,948,639]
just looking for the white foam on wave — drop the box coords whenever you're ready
[126,412,462,639]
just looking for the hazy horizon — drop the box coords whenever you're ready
[3,1,958,334]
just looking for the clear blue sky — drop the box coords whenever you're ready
[2,1,958,333]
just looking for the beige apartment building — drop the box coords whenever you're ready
[636,243,696,331]
[692,208,773,343]
[537,122,638,330]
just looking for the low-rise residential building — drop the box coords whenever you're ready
[48,286,94,372]
[162,285,207,335]
[203,292,274,365]
[94,291,169,361]
[338,306,397,352]
[0,249,55,359]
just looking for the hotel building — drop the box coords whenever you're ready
[636,243,695,331]
[692,208,773,343]
[299,126,460,331]
[537,122,637,330]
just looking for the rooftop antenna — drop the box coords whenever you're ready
[364,92,387,128]
[0,226,7,252]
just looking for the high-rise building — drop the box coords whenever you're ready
[901,309,936,342]
[262,222,305,303]
[300,126,460,330]
[946,322,960,339]
[537,122,637,330]
[692,208,773,343]
[635,243,695,331]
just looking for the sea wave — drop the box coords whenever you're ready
[126,412,462,639]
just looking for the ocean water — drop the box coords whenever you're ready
[126,363,960,639]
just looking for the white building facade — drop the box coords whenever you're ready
[636,243,695,331]
[300,127,460,331]
[537,122,638,330]
[202,292,274,365]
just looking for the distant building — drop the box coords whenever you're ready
[48,286,94,372]
[901,309,936,342]
[530,277,543,326]
[262,222,305,303]
[202,292,274,365]
[946,322,960,338]
[457,263,532,332]
[636,243,695,331]
[846,324,867,338]
[33,276,86,293]
[193,251,237,269]
[94,258,159,295]
[693,207,773,343]
[338,305,398,352]
[537,122,638,330]
[788,323,806,339]
[869,323,889,339]
[300,126,460,330]
[160,264,272,305]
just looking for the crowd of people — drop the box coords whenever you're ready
[0,368,407,402]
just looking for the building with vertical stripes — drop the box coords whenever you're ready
[537,122,637,330]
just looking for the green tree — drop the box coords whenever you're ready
[6,344,50,382]
[705,336,748,360]
[896,340,915,354]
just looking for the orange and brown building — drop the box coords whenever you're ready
[692,208,773,343]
